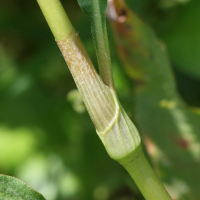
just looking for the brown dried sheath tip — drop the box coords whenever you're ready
[57,29,117,133]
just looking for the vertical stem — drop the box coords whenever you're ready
[37,0,73,41]
[119,149,172,200]
[92,0,114,89]
[77,0,115,90]
[36,0,117,133]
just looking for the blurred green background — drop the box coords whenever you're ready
[0,0,200,199]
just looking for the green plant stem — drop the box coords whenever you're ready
[36,0,117,133]
[119,147,172,200]
[36,1,173,199]
[37,0,73,41]
[89,0,114,89]
[77,0,114,90]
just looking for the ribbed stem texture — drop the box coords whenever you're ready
[57,29,116,133]
[57,29,141,159]
[119,148,172,200]
[99,104,141,159]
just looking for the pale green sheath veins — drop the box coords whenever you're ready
[98,103,141,159]
[57,28,141,160]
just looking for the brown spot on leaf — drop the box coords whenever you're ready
[117,9,127,23]
[113,22,132,37]
[174,138,190,149]
[117,44,130,57]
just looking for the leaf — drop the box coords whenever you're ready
[0,174,46,200]
[77,0,113,88]
[110,0,200,199]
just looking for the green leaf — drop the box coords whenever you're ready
[0,174,46,200]
[77,0,114,88]
[110,1,200,199]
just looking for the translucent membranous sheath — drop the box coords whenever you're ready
[57,28,141,160]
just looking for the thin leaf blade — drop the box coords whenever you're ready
[0,174,46,200]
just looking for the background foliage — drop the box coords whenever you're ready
[0,0,200,199]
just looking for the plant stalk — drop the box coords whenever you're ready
[77,0,115,89]
[36,0,117,133]
[119,147,172,200]
[36,0,173,199]
[37,0,73,41]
